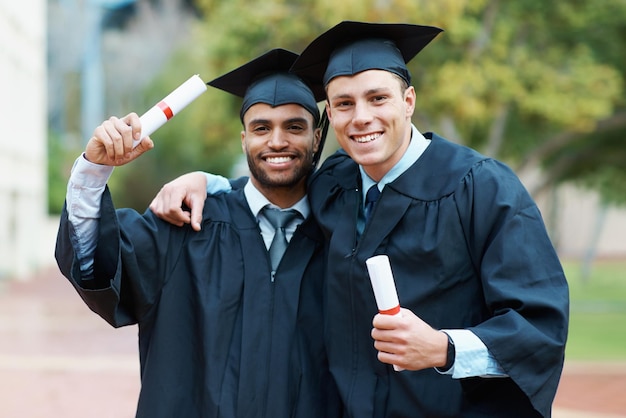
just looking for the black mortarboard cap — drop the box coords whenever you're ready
[291,21,443,89]
[207,48,323,124]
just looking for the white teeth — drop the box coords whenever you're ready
[266,156,292,163]
[354,133,380,143]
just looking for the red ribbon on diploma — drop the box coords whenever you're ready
[157,101,174,120]
[379,305,401,316]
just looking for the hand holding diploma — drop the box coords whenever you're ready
[367,255,404,371]
[85,75,207,166]
[368,255,451,373]
[85,112,152,166]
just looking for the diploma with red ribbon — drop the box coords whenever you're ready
[134,74,208,147]
[366,254,404,371]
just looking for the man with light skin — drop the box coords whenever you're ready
[151,22,569,417]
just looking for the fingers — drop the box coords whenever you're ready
[149,172,209,231]
[163,210,191,227]
[372,329,407,370]
[102,114,138,159]
[371,316,402,344]
[149,184,193,228]
[123,112,142,142]
[86,113,146,165]
[376,348,404,368]
[149,198,189,227]
[371,308,443,370]
[132,136,154,157]
[372,312,398,330]
[187,193,206,232]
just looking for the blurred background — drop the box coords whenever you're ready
[1,0,625,417]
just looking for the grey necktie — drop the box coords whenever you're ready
[364,184,381,222]
[263,207,300,271]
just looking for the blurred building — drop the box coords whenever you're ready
[0,0,57,280]
[518,168,626,261]
[548,185,626,261]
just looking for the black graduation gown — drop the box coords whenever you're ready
[308,133,569,418]
[55,187,341,418]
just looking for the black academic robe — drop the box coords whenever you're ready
[308,133,569,418]
[55,187,341,418]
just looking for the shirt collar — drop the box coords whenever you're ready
[360,124,431,200]
[244,179,309,219]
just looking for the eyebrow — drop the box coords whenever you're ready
[283,117,309,125]
[246,118,270,127]
[329,87,392,101]
[247,116,310,126]
[364,87,392,96]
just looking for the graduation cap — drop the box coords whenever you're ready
[208,48,323,125]
[290,21,444,89]
[208,48,329,166]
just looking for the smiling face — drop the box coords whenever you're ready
[325,70,416,182]
[242,102,320,207]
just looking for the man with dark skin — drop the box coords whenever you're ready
[55,49,341,418]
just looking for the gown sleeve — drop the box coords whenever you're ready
[456,158,569,415]
[55,186,186,328]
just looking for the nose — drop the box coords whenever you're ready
[268,129,288,149]
[352,101,373,125]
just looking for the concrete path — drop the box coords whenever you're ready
[1,267,624,417]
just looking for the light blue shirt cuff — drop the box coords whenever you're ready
[437,329,508,379]
[65,154,114,278]
[204,172,231,195]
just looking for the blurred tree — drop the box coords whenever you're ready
[407,1,625,203]
[191,0,626,204]
[48,0,626,211]
[48,0,216,210]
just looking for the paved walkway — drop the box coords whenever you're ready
[1,266,625,418]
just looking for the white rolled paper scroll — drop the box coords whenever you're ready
[366,255,400,315]
[366,254,404,371]
[134,74,208,147]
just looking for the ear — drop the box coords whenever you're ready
[240,130,246,153]
[324,101,333,124]
[404,86,416,118]
[312,127,322,153]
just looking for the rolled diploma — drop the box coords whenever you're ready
[133,74,208,147]
[366,254,404,371]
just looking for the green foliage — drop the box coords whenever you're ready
[426,2,623,138]
[52,0,626,208]
[48,132,83,215]
[107,22,244,210]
